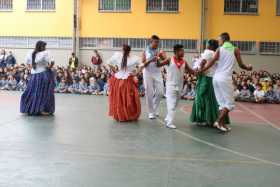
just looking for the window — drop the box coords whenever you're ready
[277,0,280,15]
[224,0,258,14]
[232,41,256,54]
[147,0,179,12]
[27,0,55,11]
[260,42,280,55]
[80,37,197,52]
[0,36,72,49]
[99,0,131,11]
[0,0,13,10]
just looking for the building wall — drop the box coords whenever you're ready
[80,0,201,39]
[0,0,73,37]
[206,0,280,41]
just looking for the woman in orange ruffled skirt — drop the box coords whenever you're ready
[108,45,141,122]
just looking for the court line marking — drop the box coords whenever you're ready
[1,147,269,165]
[61,151,269,166]
[237,102,280,131]
[156,117,280,167]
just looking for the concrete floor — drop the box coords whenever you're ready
[0,91,280,187]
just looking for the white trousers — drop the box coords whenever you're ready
[165,86,180,125]
[213,75,235,111]
[143,72,163,115]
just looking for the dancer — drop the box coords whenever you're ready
[20,41,55,115]
[142,35,166,119]
[200,33,252,132]
[108,44,141,122]
[158,44,195,129]
[190,40,230,126]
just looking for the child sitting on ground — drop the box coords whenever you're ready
[17,77,27,91]
[238,84,252,102]
[55,78,68,93]
[233,84,240,100]
[183,83,196,100]
[264,85,277,103]
[79,78,89,94]
[88,77,100,95]
[275,84,280,103]
[2,75,17,91]
[254,83,265,103]
[68,78,80,94]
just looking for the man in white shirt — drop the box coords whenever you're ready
[142,35,165,119]
[200,33,252,132]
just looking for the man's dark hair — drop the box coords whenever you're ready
[173,44,184,54]
[220,32,230,42]
[151,35,160,40]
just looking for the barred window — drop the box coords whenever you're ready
[27,0,55,10]
[147,0,179,12]
[277,0,280,15]
[0,36,72,49]
[260,42,280,55]
[224,0,258,14]
[232,41,256,54]
[99,0,131,11]
[0,0,13,10]
[80,37,197,52]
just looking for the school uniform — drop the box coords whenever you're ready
[79,82,89,94]
[55,83,68,93]
[17,80,27,91]
[143,46,164,118]
[68,83,80,94]
[164,56,185,128]
[88,82,100,94]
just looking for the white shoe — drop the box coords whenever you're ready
[214,122,228,132]
[148,114,156,120]
[166,124,177,129]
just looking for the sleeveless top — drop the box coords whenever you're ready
[166,56,186,91]
[215,42,236,79]
[143,46,161,75]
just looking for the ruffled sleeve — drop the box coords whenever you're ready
[107,52,122,66]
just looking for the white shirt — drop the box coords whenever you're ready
[166,57,186,91]
[143,46,161,76]
[201,49,216,77]
[26,51,52,74]
[108,52,140,79]
[254,90,265,98]
[215,47,236,79]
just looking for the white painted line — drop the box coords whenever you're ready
[237,102,280,131]
[156,118,280,167]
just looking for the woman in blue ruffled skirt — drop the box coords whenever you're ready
[20,41,55,115]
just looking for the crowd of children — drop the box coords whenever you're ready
[0,52,280,104]
[233,70,280,103]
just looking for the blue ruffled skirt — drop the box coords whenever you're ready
[20,69,55,115]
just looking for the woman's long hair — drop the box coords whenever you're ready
[32,41,47,69]
[121,44,131,70]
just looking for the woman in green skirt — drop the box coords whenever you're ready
[190,40,230,126]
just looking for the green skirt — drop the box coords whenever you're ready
[190,75,230,125]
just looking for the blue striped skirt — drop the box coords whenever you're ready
[20,69,55,115]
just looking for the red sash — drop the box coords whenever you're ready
[173,56,185,69]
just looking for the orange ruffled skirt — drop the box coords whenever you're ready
[109,75,141,122]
